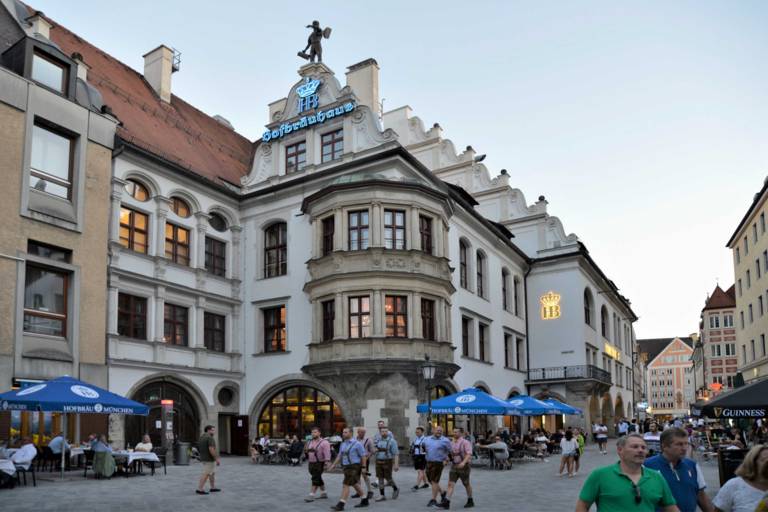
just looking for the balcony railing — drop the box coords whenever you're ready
[526,364,612,385]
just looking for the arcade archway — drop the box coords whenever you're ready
[125,380,201,447]
[256,385,345,438]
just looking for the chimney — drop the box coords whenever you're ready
[346,58,380,118]
[71,52,88,81]
[143,45,175,103]
[26,12,52,39]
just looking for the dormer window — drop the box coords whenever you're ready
[32,50,69,94]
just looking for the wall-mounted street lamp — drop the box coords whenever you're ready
[421,354,436,434]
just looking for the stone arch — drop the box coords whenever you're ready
[614,393,625,420]
[589,394,600,422]
[471,380,492,394]
[166,188,202,214]
[534,389,567,403]
[258,216,289,231]
[601,392,614,425]
[506,386,523,399]
[207,205,239,229]
[122,170,161,198]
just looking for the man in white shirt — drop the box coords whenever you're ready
[11,437,37,470]
[643,421,662,456]
[259,434,273,456]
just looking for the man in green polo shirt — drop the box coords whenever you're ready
[575,433,679,512]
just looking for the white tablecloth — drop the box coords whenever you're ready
[0,459,15,477]
[112,452,160,465]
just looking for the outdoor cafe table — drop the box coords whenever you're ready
[0,459,15,477]
[112,451,160,475]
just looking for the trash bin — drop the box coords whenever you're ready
[718,449,747,486]
[174,442,190,465]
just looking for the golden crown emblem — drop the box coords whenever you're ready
[540,291,561,308]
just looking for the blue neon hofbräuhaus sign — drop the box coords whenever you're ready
[262,77,356,143]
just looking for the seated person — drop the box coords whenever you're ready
[11,437,38,470]
[134,434,153,452]
[250,437,260,462]
[288,435,304,465]
[48,432,71,470]
[486,435,510,467]
[93,434,116,478]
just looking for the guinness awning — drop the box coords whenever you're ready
[694,377,768,419]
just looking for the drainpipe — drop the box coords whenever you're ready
[523,265,532,395]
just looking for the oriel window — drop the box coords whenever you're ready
[264,222,287,277]
[322,216,334,256]
[321,129,343,163]
[385,296,407,337]
[419,215,433,255]
[264,306,287,352]
[285,141,307,173]
[348,211,369,251]
[165,223,190,266]
[348,296,370,338]
[421,298,435,341]
[384,210,406,250]
[321,300,335,342]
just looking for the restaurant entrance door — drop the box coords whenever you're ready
[230,415,250,455]
[125,381,200,448]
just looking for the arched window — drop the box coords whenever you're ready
[124,179,150,201]
[476,251,486,298]
[584,289,593,326]
[170,197,191,218]
[459,240,469,289]
[264,222,287,277]
[208,212,228,232]
[501,269,509,311]
[601,306,609,338]
[513,276,521,316]
[257,385,345,438]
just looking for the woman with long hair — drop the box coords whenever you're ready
[558,430,578,478]
[713,444,768,511]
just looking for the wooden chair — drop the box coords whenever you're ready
[150,447,167,475]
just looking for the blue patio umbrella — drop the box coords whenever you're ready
[417,387,517,415]
[0,376,148,479]
[506,395,562,416]
[540,398,582,415]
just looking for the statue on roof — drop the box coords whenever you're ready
[298,21,331,63]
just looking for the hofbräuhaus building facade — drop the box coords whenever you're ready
[0,1,637,451]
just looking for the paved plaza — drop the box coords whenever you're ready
[4,440,722,511]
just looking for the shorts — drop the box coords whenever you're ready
[375,459,393,480]
[573,450,581,461]
[309,461,325,487]
[413,454,427,471]
[343,464,362,486]
[201,461,216,476]
[449,464,470,485]
[426,461,444,484]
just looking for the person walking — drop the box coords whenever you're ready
[596,421,609,455]
[439,427,474,509]
[373,426,400,501]
[644,427,714,512]
[618,418,629,438]
[304,427,331,502]
[644,421,662,457]
[559,430,579,478]
[574,428,585,475]
[575,433,678,512]
[353,427,375,501]
[327,427,369,510]
[411,426,429,491]
[196,425,221,495]
[713,444,768,512]
[423,425,452,508]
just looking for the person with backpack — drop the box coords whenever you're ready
[373,425,400,501]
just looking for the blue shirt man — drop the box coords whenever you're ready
[424,431,452,462]
[48,434,70,454]
[339,438,366,466]
[374,432,398,461]
[643,428,713,512]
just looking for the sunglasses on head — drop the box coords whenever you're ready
[631,483,642,505]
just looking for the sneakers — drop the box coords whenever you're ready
[353,499,369,508]
[428,499,438,507]
[464,498,474,508]
[305,495,316,502]
[195,490,209,495]
[210,489,221,493]
[420,484,430,489]
[371,482,379,489]
[351,494,362,499]
[366,492,373,500]
[438,499,451,509]
[330,502,345,511]
[317,493,329,500]
[412,485,421,491]
[375,495,386,502]
[392,488,399,500]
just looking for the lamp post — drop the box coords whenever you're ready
[421,355,436,435]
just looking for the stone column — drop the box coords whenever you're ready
[192,296,205,348]
[334,292,344,339]
[371,202,382,247]
[109,177,127,244]
[194,211,211,270]
[410,208,420,251]
[333,209,342,252]
[372,289,383,337]
[106,285,119,335]
[154,196,170,257]
[154,287,165,342]
[412,292,421,340]
[230,225,242,281]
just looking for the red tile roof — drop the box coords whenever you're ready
[38,10,254,186]
[703,284,736,311]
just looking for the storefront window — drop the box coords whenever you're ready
[257,385,345,439]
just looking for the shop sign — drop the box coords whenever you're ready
[713,407,766,418]
[540,291,561,320]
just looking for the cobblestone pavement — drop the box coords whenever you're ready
[3,440,721,511]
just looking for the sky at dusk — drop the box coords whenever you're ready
[30,0,768,338]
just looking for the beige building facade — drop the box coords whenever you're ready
[0,6,118,440]
[727,177,768,383]
[638,337,694,418]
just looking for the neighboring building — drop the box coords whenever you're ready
[727,176,768,384]
[638,337,694,418]
[0,4,118,441]
[385,107,639,430]
[693,285,738,399]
